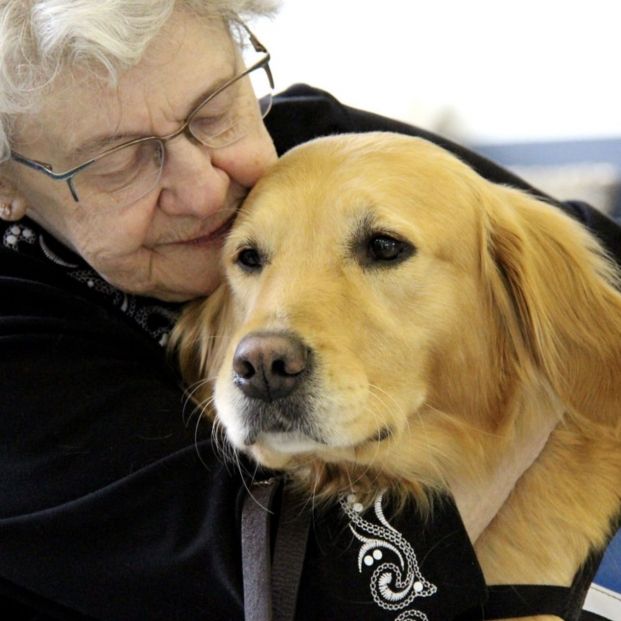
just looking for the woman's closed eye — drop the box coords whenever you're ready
[92,144,149,175]
[80,142,156,193]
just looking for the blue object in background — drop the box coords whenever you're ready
[583,529,621,620]
[473,137,621,219]
[595,529,621,592]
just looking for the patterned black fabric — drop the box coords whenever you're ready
[297,493,486,621]
[1,218,181,346]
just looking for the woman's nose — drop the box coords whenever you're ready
[156,137,229,218]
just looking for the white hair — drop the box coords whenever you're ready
[0,0,279,161]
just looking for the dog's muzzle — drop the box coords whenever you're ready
[231,331,319,445]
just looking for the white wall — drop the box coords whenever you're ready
[256,0,621,144]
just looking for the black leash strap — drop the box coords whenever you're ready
[242,479,279,621]
[482,584,572,619]
[241,479,311,621]
[271,485,311,621]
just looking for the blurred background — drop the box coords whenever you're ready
[254,0,621,216]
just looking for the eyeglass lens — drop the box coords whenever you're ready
[71,63,272,209]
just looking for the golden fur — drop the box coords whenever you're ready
[173,133,621,620]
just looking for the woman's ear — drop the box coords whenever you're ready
[481,184,621,428]
[0,174,28,221]
[170,284,235,398]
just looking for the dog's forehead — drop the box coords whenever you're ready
[233,133,483,249]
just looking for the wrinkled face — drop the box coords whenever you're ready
[6,11,277,301]
[212,134,495,470]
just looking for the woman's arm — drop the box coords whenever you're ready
[0,265,246,620]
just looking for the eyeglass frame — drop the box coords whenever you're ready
[9,21,274,203]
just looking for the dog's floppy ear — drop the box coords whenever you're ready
[170,284,234,392]
[481,184,621,427]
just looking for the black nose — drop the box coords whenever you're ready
[232,332,308,401]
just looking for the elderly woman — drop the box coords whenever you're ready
[0,1,619,620]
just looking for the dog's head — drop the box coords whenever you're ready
[174,133,621,497]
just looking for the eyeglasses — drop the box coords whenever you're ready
[10,22,274,210]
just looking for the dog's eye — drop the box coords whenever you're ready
[235,247,263,271]
[367,234,414,264]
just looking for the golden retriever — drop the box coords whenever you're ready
[173,133,621,616]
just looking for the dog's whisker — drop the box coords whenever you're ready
[367,383,403,414]
[354,401,384,487]
[192,408,215,472]
[210,417,229,463]
[183,398,209,431]
[234,458,276,514]
[194,393,215,416]
[182,403,202,429]
[367,384,405,443]
[183,377,211,401]
[347,387,402,493]
[423,401,505,445]
[181,375,226,425]
[183,375,213,395]
[401,400,449,491]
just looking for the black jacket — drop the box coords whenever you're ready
[0,85,618,621]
